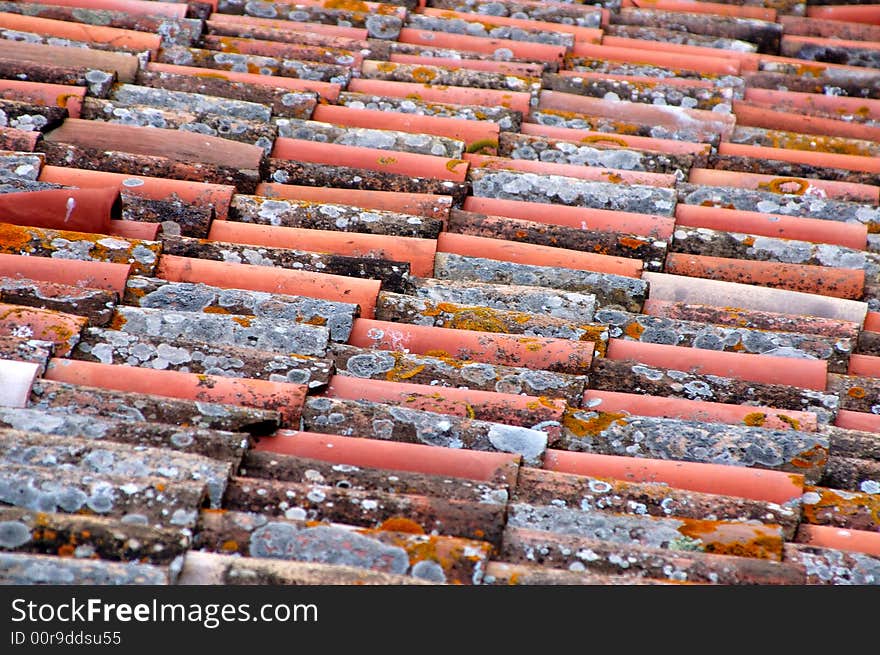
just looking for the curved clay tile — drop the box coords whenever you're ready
[796,524,880,557]
[521,123,712,157]
[397,27,567,63]
[689,167,879,203]
[16,0,189,18]
[0,187,117,233]
[348,78,533,116]
[0,79,85,118]
[600,35,760,70]
[388,54,544,78]
[0,12,161,53]
[206,12,368,39]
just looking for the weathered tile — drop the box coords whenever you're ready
[434,253,648,312]
[301,396,548,466]
[331,344,588,405]
[229,194,443,239]
[0,507,189,565]
[0,277,116,327]
[108,305,330,358]
[785,543,880,585]
[74,326,332,389]
[120,192,213,239]
[0,552,170,584]
[28,378,281,435]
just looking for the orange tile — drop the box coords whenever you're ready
[0,253,129,294]
[464,153,676,188]
[543,450,805,504]
[38,166,235,220]
[0,303,87,356]
[555,68,715,90]
[312,104,499,153]
[583,390,819,432]
[207,221,438,278]
[743,87,880,124]
[437,232,643,278]
[206,12,368,39]
[688,167,879,203]
[157,255,381,319]
[664,252,865,301]
[324,375,567,426]
[733,101,880,143]
[797,524,880,557]
[805,4,880,25]
[521,122,712,157]
[674,204,868,250]
[601,35,760,70]
[145,62,341,102]
[348,318,595,374]
[606,338,829,390]
[388,54,544,78]
[718,141,880,177]
[569,42,741,76]
[17,0,188,17]
[254,430,520,484]
[626,0,776,21]
[271,137,469,183]
[254,183,452,220]
[348,78,532,116]
[108,220,160,241]
[397,27,567,64]
[834,409,880,433]
[0,79,85,118]
[0,187,117,234]
[865,312,880,332]
[43,358,308,424]
[462,197,675,240]
[0,12,160,53]
[847,353,880,378]
[417,7,603,44]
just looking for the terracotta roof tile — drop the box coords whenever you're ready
[3,0,880,585]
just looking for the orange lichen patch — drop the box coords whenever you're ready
[231,316,253,328]
[56,544,76,558]
[375,61,397,73]
[757,177,810,196]
[445,158,468,173]
[603,172,624,184]
[777,415,801,430]
[221,540,239,553]
[378,517,425,534]
[790,444,829,470]
[562,408,628,438]
[619,236,651,251]
[304,316,329,327]
[377,155,398,165]
[410,66,437,83]
[676,519,783,560]
[847,386,867,399]
[802,486,880,529]
[623,321,645,340]
[743,412,767,427]
[466,139,499,154]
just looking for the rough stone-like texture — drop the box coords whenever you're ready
[110,83,272,123]
[447,209,669,269]
[508,503,784,559]
[676,183,880,233]
[159,234,412,294]
[559,411,829,483]
[158,45,352,85]
[195,511,492,584]
[827,374,880,415]
[108,305,330,358]
[469,168,677,216]
[785,543,880,585]
[229,194,443,239]
[125,276,357,343]
[409,276,596,323]
[821,456,880,494]
[120,192,214,239]
[0,336,53,370]
[240,450,509,505]
[406,13,575,48]
[0,507,190,564]
[0,98,67,133]
[376,292,609,350]
[434,253,648,312]
[611,8,783,53]
[74,327,332,389]
[0,430,231,507]
[428,0,602,28]
[800,485,880,533]
[29,379,281,436]
[0,552,170,585]
[362,60,541,95]
[499,131,698,176]
[0,152,42,180]
[604,24,757,56]
[136,69,318,119]
[0,405,247,464]
[331,344,589,406]
[0,463,207,530]
[301,396,547,466]
[594,307,852,373]
[709,154,880,189]
[0,277,116,327]
[337,92,522,132]
[82,98,277,154]
[225,475,506,546]
[0,223,160,277]
[266,158,469,205]
[501,527,805,584]
[515,468,801,539]
[275,117,465,159]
